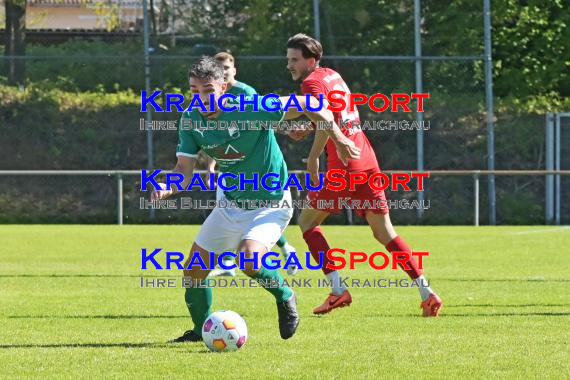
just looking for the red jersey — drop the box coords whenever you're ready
[301,67,379,172]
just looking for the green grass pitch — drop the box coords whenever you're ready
[1,225,569,379]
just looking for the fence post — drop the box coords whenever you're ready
[483,0,496,225]
[414,0,425,221]
[555,113,561,225]
[545,113,554,224]
[313,0,321,40]
[117,174,124,225]
[474,172,480,226]
[143,0,155,221]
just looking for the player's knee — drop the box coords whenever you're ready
[183,260,208,280]
[371,223,399,246]
[183,267,198,278]
[240,263,259,277]
[367,213,397,245]
[371,229,389,245]
[235,253,260,276]
[298,211,319,233]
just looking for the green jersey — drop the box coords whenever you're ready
[227,81,257,97]
[177,97,287,206]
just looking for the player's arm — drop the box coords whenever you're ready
[205,154,217,190]
[287,79,324,141]
[152,112,201,200]
[205,155,216,173]
[288,125,314,141]
[150,156,195,200]
[286,96,331,142]
[281,95,361,165]
[306,128,328,185]
[308,126,329,158]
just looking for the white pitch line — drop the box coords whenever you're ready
[510,226,570,235]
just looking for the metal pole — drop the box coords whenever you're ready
[545,113,554,224]
[474,173,480,226]
[483,0,496,225]
[170,0,176,47]
[117,174,124,225]
[143,0,155,220]
[312,0,326,218]
[555,113,561,225]
[414,0,424,221]
[313,0,321,40]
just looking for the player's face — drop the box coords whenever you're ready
[189,77,227,117]
[287,48,315,81]
[219,59,237,84]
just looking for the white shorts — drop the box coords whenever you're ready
[195,190,293,253]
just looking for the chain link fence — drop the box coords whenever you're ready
[1,0,566,225]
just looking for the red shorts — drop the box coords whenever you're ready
[306,168,389,217]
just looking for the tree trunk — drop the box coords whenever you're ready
[5,0,26,86]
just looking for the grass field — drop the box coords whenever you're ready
[1,225,569,379]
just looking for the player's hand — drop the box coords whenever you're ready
[307,156,320,186]
[335,137,361,165]
[150,183,173,201]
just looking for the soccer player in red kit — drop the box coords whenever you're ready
[286,33,443,316]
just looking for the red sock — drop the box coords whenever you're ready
[303,227,335,275]
[385,236,423,279]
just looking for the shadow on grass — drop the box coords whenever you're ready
[0,342,163,349]
[7,315,187,319]
[443,311,570,317]
[311,310,570,318]
[447,303,570,308]
[0,342,212,352]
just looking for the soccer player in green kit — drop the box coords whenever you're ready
[151,56,360,342]
[207,52,299,277]
[215,51,256,97]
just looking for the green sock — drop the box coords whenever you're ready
[276,235,287,248]
[250,266,293,303]
[184,282,212,336]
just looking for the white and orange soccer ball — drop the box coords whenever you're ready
[202,310,248,352]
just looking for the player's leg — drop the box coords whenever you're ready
[237,239,299,339]
[276,235,287,247]
[238,238,293,303]
[298,208,352,314]
[209,174,236,277]
[170,242,214,342]
[365,211,442,316]
[276,234,298,276]
[237,197,299,339]
[171,206,242,342]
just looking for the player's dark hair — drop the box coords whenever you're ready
[188,56,225,82]
[287,33,323,62]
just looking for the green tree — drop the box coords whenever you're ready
[4,0,26,86]
[492,0,569,100]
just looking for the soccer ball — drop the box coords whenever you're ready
[202,310,248,352]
